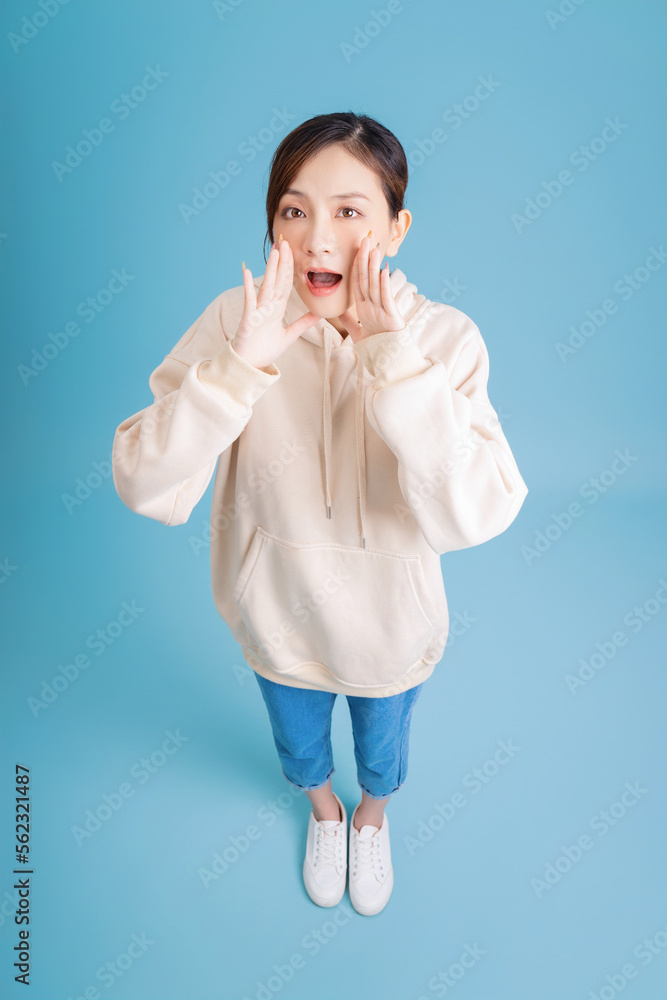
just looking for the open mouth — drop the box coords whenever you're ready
[305,269,343,295]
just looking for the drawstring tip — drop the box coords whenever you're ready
[327,505,331,519]
[362,535,366,549]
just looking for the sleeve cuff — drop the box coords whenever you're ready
[354,327,433,387]
[196,340,280,405]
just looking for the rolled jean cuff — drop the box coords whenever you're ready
[358,782,401,800]
[283,766,335,793]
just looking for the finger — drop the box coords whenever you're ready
[258,243,280,304]
[266,239,290,309]
[358,234,370,303]
[241,263,257,315]
[380,263,404,328]
[378,261,392,314]
[276,239,294,302]
[284,310,320,341]
[368,243,381,305]
[350,243,363,316]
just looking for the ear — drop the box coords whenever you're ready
[388,208,412,256]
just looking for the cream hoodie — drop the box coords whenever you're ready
[112,267,528,697]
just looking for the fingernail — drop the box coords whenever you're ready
[242,260,246,270]
[376,241,380,249]
[366,229,372,238]
[279,233,283,241]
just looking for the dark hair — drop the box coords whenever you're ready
[262,111,408,264]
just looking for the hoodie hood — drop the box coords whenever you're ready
[252,267,428,549]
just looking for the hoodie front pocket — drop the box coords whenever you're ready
[232,526,437,689]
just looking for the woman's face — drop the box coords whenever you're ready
[272,144,411,332]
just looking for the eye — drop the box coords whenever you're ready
[278,205,362,219]
[280,207,304,219]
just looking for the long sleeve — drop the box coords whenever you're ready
[112,295,281,526]
[354,317,529,554]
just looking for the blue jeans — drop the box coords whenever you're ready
[253,672,424,800]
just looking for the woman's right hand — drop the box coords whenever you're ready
[232,239,320,371]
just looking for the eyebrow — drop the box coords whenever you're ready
[281,188,371,202]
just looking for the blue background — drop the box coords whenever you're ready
[1,1,666,998]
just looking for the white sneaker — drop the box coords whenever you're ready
[348,802,394,916]
[303,791,347,907]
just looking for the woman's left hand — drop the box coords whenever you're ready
[337,233,407,342]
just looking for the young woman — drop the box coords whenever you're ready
[112,111,529,917]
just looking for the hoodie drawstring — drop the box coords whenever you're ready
[355,346,367,549]
[322,328,333,518]
[322,325,366,549]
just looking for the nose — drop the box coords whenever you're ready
[302,223,335,255]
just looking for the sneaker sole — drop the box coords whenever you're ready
[349,867,394,915]
[303,870,347,908]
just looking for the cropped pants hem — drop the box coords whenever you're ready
[253,672,423,800]
[283,769,400,800]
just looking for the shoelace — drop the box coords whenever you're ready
[314,823,344,872]
[352,830,385,879]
